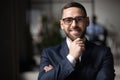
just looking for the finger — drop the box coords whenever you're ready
[44,66,49,72]
[79,43,85,47]
[44,65,53,72]
[72,38,80,43]
[76,41,84,44]
[82,46,85,50]
[49,65,53,68]
[74,38,84,43]
[44,66,48,70]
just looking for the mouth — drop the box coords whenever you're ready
[70,29,81,37]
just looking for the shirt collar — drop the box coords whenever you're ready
[66,37,72,49]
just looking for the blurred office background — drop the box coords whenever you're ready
[0,0,120,80]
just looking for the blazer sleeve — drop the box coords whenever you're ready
[96,47,115,80]
[38,49,74,80]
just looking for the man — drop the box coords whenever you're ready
[38,2,115,80]
[86,15,107,46]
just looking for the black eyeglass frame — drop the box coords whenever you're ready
[62,16,87,25]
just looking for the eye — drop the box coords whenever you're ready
[76,17,83,21]
[64,18,73,23]
[66,18,72,22]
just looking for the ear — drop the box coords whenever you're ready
[86,17,89,27]
[60,20,64,29]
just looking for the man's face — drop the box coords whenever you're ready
[60,7,89,41]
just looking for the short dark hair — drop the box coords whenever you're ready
[61,2,87,17]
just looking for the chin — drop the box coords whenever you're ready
[66,32,85,40]
[69,36,80,41]
[72,35,85,40]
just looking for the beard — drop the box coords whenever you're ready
[64,30,86,41]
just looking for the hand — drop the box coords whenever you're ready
[44,65,53,72]
[69,38,85,60]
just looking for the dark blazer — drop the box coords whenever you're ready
[38,40,115,80]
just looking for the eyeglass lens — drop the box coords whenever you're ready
[62,16,86,25]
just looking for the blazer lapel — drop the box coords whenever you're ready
[60,41,69,58]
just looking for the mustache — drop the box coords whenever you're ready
[69,28,81,31]
[69,26,81,30]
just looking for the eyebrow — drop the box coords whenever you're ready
[62,16,85,19]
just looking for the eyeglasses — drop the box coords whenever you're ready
[62,16,86,25]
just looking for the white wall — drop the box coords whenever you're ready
[95,0,120,31]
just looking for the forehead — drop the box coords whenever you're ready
[62,7,84,18]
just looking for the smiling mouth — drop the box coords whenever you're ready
[70,30,81,36]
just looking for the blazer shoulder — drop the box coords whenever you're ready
[43,41,67,52]
[91,43,112,61]
[94,43,111,51]
[89,41,110,50]
[87,41,112,57]
[41,43,65,57]
[43,44,62,52]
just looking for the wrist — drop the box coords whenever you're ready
[67,54,76,67]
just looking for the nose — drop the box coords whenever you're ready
[71,20,77,28]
